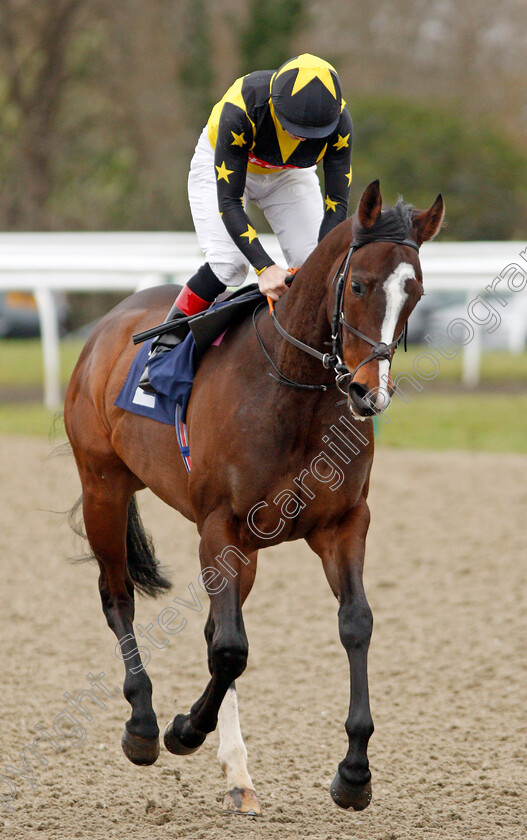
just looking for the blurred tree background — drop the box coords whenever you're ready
[0,0,526,238]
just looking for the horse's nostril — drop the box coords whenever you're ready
[348,381,369,400]
[347,381,376,416]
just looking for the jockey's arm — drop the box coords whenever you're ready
[214,104,283,292]
[318,108,353,242]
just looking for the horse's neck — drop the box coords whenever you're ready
[272,221,351,383]
[275,275,328,382]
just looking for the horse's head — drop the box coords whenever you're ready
[337,180,444,419]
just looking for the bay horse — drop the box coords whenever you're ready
[64,180,444,815]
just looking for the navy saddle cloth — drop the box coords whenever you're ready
[115,284,264,424]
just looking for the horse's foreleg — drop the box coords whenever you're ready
[202,550,260,814]
[307,498,374,811]
[81,472,160,766]
[217,683,260,814]
[164,516,259,811]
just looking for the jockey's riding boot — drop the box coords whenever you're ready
[151,301,189,352]
[139,262,226,394]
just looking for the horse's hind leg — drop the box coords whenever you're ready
[80,463,160,766]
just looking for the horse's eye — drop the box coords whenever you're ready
[351,280,364,297]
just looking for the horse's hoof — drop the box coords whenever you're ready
[163,714,206,756]
[330,772,372,811]
[121,729,160,766]
[222,787,261,815]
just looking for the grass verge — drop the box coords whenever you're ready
[376,394,527,452]
[1,394,525,453]
[1,340,525,451]
[0,404,65,437]
[0,339,84,387]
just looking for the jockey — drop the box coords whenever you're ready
[140,53,352,392]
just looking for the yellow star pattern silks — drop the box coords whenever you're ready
[269,101,300,163]
[205,67,352,274]
[277,54,338,99]
[216,161,234,182]
[333,134,350,151]
[240,224,258,243]
[231,131,246,147]
[346,166,352,186]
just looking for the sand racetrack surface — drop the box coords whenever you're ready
[0,434,526,839]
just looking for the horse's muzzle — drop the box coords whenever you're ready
[347,379,394,419]
[347,382,377,418]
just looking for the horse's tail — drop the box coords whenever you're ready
[69,494,171,598]
[125,495,172,597]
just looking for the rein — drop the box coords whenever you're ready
[260,236,419,394]
[253,303,328,391]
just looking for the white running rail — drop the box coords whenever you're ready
[0,233,525,408]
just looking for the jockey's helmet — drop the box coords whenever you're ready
[270,54,342,139]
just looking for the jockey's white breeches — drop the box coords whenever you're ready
[188,128,324,286]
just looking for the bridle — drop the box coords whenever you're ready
[254,236,420,394]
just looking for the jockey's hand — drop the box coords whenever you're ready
[257,264,289,301]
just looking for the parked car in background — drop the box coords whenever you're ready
[426,294,527,352]
[0,291,69,338]
[408,291,527,353]
[406,292,465,343]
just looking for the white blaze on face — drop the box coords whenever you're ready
[375,262,415,411]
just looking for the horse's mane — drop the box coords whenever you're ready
[292,198,415,290]
[352,198,414,246]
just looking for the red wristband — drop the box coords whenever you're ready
[175,285,210,316]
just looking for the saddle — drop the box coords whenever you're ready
[117,284,269,442]
[188,283,264,359]
[132,283,266,361]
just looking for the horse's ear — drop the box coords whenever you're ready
[357,180,383,229]
[412,194,445,245]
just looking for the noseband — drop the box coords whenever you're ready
[257,236,419,394]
